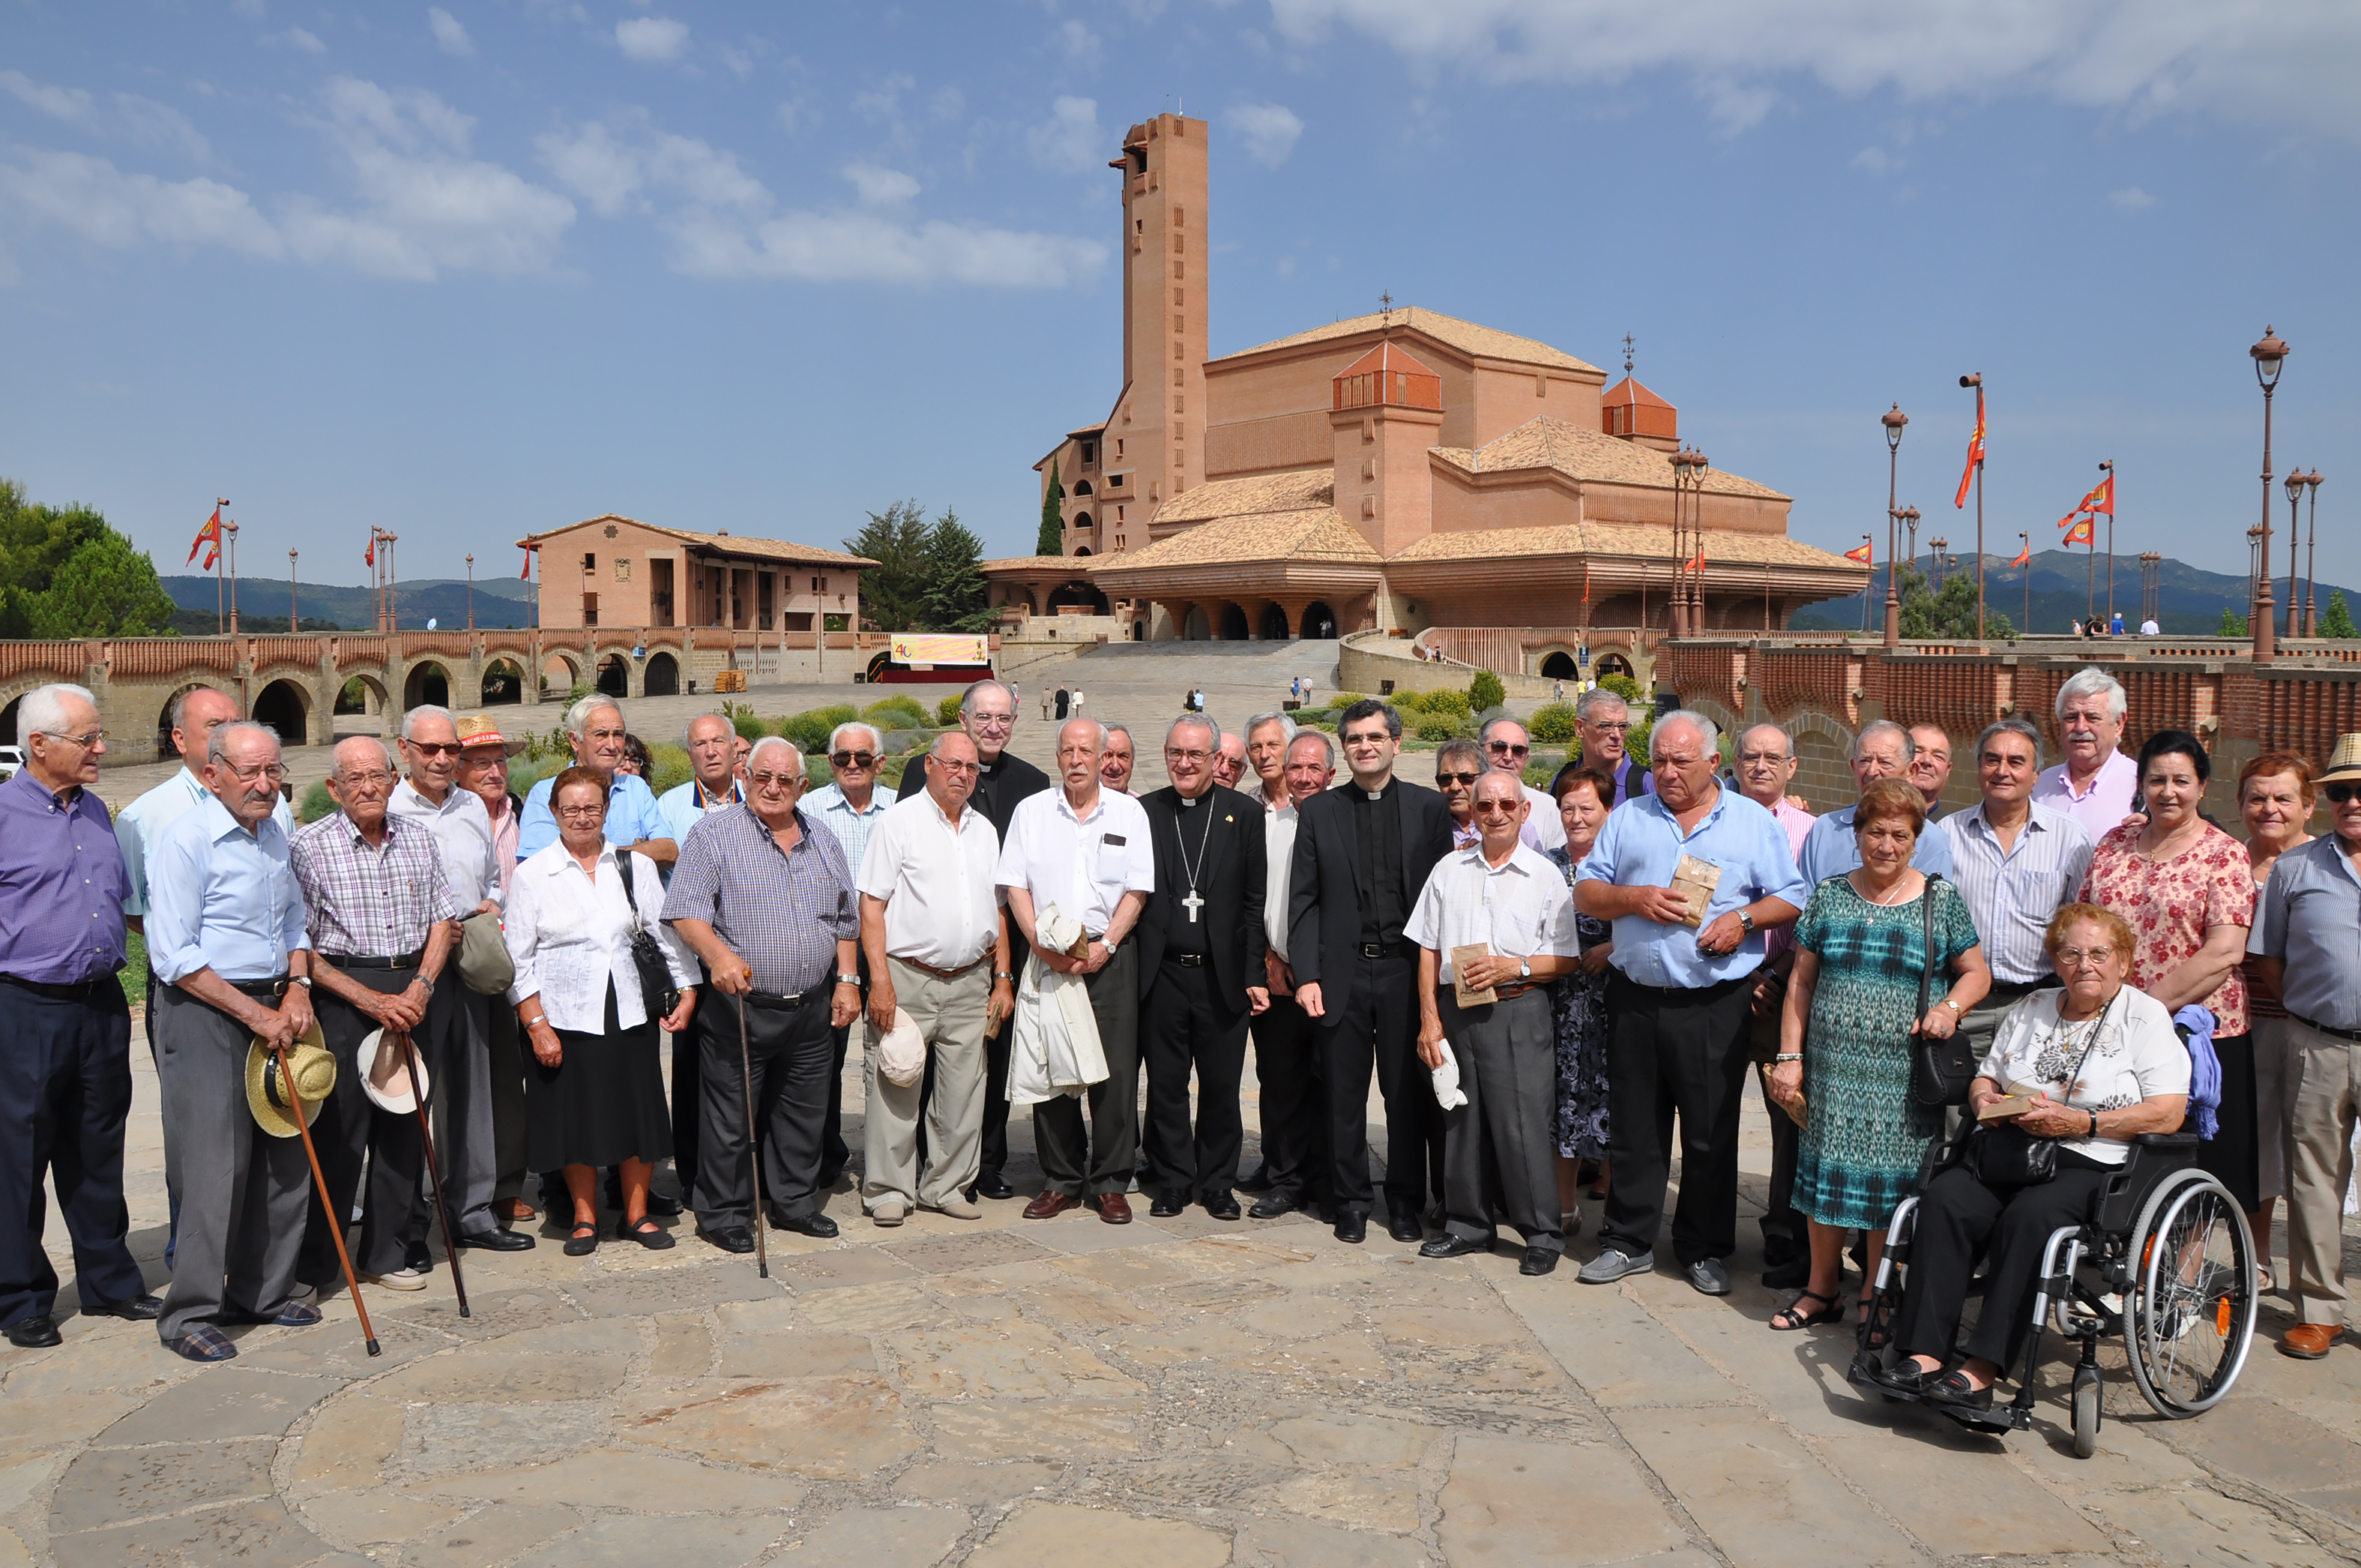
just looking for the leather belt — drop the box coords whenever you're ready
[746,980,833,1011]
[1442,982,1543,1003]
[319,951,423,971]
[1357,941,1406,960]
[1611,970,1755,999]
[0,973,108,1001]
[2294,1013,2361,1044]
[226,975,293,1000]
[893,954,987,981]
[1168,952,1208,968]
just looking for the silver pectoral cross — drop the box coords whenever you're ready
[1182,890,1204,923]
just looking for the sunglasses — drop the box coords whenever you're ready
[1473,800,1522,817]
[405,741,462,758]
[2324,783,2361,805]
[1486,741,1531,757]
[830,750,877,768]
[1435,770,1481,786]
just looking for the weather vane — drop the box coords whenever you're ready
[1623,333,1635,376]
[1378,291,1393,334]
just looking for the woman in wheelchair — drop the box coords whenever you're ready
[1881,905,2191,1411]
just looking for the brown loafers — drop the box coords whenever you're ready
[2280,1323,2342,1360]
[1093,1192,1133,1225]
[1023,1191,1081,1220]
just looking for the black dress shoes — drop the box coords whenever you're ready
[1875,1358,1942,1399]
[1387,1211,1425,1244]
[1520,1246,1561,1276]
[1418,1233,1489,1260]
[642,1189,684,1218]
[458,1229,534,1252]
[1201,1191,1241,1221]
[699,1225,756,1255]
[1237,1161,1274,1194]
[1761,1258,1811,1291]
[1925,1369,1995,1411]
[770,1210,839,1239]
[971,1172,1017,1201]
[1247,1192,1300,1220]
[85,1293,165,1322]
[1333,1213,1368,1244]
[4,1315,62,1348]
[1148,1191,1189,1219]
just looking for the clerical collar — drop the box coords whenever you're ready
[1180,791,1203,808]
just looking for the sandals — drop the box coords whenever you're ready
[1769,1289,1845,1330]
[625,1216,675,1251]
[563,1222,600,1257]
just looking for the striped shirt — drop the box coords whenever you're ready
[1944,801,2096,985]
[803,781,897,884]
[289,810,456,959]
[660,803,857,996]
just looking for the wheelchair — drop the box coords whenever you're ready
[1849,1127,2259,1457]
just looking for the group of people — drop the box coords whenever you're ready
[5,663,2360,1390]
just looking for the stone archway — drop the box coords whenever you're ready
[1183,605,1212,642]
[0,695,19,749]
[597,654,630,697]
[481,658,525,705]
[1218,603,1249,642]
[252,679,311,748]
[1300,601,1338,640]
[1047,580,1109,615]
[643,651,679,697]
[1258,603,1291,642]
[404,661,450,710]
[542,651,581,694]
[1540,651,1578,679]
[1596,654,1635,681]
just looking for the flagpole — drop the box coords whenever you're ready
[226,519,240,635]
[2102,460,2115,631]
[2020,533,2030,633]
[214,528,224,635]
[289,549,299,633]
[1961,374,1985,639]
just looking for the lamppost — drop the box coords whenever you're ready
[1959,373,1985,636]
[2139,552,2161,630]
[2019,531,2031,633]
[1882,403,1908,646]
[2251,325,2288,663]
[289,549,298,633]
[1686,447,1710,634]
[465,553,476,633]
[1668,449,1693,637]
[2285,471,2306,641]
[225,519,240,634]
[1904,506,1922,583]
[1860,535,1875,634]
[2303,470,2324,636]
[1929,536,1948,591]
[2247,525,2266,634]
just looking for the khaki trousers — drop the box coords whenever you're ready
[863,958,989,1213]
[2285,1016,2361,1327]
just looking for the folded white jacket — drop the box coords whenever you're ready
[1007,903,1110,1107]
[1429,1038,1468,1110]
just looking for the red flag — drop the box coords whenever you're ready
[519,543,535,580]
[2010,542,2031,567]
[2063,516,2095,547]
[364,531,376,568]
[2075,472,2114,516]
[1845,541,1873,565]
[1954,388,1985,509]
[187,502,224,565]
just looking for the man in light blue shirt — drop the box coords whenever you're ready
[118,686,294,931]
[514,696,676,865]
[1794,718,1953,887]
[655,714,746,857]
[1574,711,1807,1297]
[145,722,321,1362]
[800,719,898,1186]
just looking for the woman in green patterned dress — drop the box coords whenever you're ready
[1765,779,1989,1333]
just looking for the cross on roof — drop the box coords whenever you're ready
[1623,333,1635,376]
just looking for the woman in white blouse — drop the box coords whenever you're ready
[505,767,699,1255]
[1880,904,2190,1412]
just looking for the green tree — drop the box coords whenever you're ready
[1899,568,2015,639]
[2321,590,2358,639]
[1038,460,1064,556]
[843,500,934,633]
[26,531,179,637]
[2220,606,2249,636]
[920,509,995,633]
[1468,670,1507,712]
[0,478,113,637]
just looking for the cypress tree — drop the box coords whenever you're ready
[1037,459,1064,555]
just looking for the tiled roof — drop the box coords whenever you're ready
[1221,307,1599,376]
[520,514,877,568]
[1148,471,1335,527]
[1100,507,1381,570]
[1334,340,1441,380]
[1387,522,1860,571]
[1431,417,1788,501]
[980,555,1099,575]
[1599,376,1674,410]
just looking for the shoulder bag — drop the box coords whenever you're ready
[1908,875,1977,1108]
[1962,992,2115,1189]
[612,851,682,1022]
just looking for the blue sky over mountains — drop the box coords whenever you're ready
[1,1,2354,588]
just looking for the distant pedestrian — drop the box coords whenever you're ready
[1070,688,1085,717]
[1055,687,1071,720]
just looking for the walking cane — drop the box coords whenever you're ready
[272,1037,380,1357]
[394,1028,469,1318]
[737,993,768,1280]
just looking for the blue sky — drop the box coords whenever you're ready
[3,1,2355,597]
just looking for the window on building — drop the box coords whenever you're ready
[582,591,599,626]
[1174,205,1185,226]
[1173,313,1183,332]
[582,552,597,573]
[1115,438,1124,458]
[1173,234,1184,253]
[1082,440,1097,465]
[1173,289,1183,306]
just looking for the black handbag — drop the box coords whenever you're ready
[613,851,681,1022]
[1962,992,2114,1189]
[1908,875,1976,1108]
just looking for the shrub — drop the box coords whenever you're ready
[863,695,930,729]
[935,693,965,726]
[1468,670,1507,712]
[720,700,765,742]
[1393,689,1430,714]
[298,780,336,824]
[647,743,693,795]
[1522,760,1559,790]
[1327,692,1368,711]
[778,711,836,753]
[1599,673,1644,705]
[1421,687,1472,719]
[879,728,932,756]
[1416,720,1457,744]
[1529,702,1578,744]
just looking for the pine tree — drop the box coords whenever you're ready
[2321,590,2358,639]
[843,501,934,633]
[920,509,995,633]
[1037,460,1064,556]
[2220,606,2249,636]
[27,532,178,638]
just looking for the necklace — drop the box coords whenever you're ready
[1175,790,1218,923]
[1851,869,1916,907]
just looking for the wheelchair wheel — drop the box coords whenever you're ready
[2071,1365,2102,1458]
[2123,1169,2256,1418]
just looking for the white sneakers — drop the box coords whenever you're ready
[363,1267,429,1291]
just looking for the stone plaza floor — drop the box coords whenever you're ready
[22,642,2361,1566]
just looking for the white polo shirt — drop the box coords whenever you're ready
[857,788,1004,971]
[388,777,501,912]
[995,783,1155,938]
[1262,788,1299,963]
[1407,839,1581,987]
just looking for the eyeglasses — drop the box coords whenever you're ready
[2054,946,2119,969]
[1737,750,1788,766]
[1584,720,1632,735]
[1435,771,1481,786]
[1473,800,1522,817]
[830,750,877,768]
[1342,729,1391,746]
[336,770,394,788]
[968,713,1014,731]
[554,804,606,821]
[2324,783,2361,805]
[1486,741,1531,757]
[933,759,979,774]
[405,741,461,758]
[37,729,106,749]
[749,771,801,788]
[225,761,287,783]
[1166,748,1210,765]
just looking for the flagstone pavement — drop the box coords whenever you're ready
[22,642,2361,1567]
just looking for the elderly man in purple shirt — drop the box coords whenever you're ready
[0,684,161,1349]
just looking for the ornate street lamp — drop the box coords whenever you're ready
[1882,403,1908,646]
[225,519,240,634]
[1929,535,1949,591]
[465,553,477,633]
[2286,471,2306,640]
[1687,447,1710,634]
[2251,325,2288,662]
[2303,469,2324,636]
[289,549,298,633]
[1903,506,1922,582]
[1667,449,1694,637]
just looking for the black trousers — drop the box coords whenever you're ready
[304,970,425,1282]
[1757,1064,1806,1267]
[2194,1031,2258,1213]
[1142,961,1252,1200]
[1031,942,1140,1197]
[978,930,1030,1181]
[669,1025,702,1202]
[693,987,835,1228]
[1252,992,1327,1207]
[821,947,870,1182]
[0,978,145,1327]
[1899,1154,2111,1369]
[1318,950,1443,1220]
[1599,971,1755,1265]
[1439,989,1563,1252]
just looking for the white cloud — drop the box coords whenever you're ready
[2,71,216,165]
[854,73,915,121]
[0,148,281,258]
[1265,0,2361,140]
[231,0,265,17]
[428,7,475,57]
[1028,95,1101,173]
[0,70,94,124]
[537,114,765,217]
[2107,184,2156,208]
[277,26,327,54]
[1058,19,1103,68]
[842,163,919,206]
[1225,100,1303,166]
[615,16,689,64]
[1851,145,1898,175]
[776,97,816,135]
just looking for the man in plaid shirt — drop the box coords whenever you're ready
[289,738,459,1291]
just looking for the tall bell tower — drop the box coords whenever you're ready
[1111,112,1207,515]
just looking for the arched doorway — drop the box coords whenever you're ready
[1183,605,1211,641]
[1218,603,1249,641]
[1073,546,1093,557]
[252,679,310,747]
[644,651,679,697]
[1047,580,1109,615]
[1259,603,1291,641]
[481,659,525,705]
[404,661,450,709]
[1595,653,1635,681]
[1301,601,1338,639]
[541,652,580,694]
[0,695,19,748]
[597,654,630,697]
[1540,651,1578,679]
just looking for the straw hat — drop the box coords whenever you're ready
[358,1029,429,1115]
[2320,733,2361,787]
[246,1022,337,1138]
[455,713,526,756]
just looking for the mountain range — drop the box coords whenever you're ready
[160,574,536,633]
[1793,549,2351,636]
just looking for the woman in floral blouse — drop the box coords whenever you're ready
[2078,729,2257,1211]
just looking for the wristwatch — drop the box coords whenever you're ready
[993,971,1015,982]
[1738,910,1755,936]
[835,973,860,986]
[1938,996,1963,1013]
[291,974,312,989]
[1518,959,1532,981]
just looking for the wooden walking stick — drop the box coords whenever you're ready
[737,994,768,1280]
[272,1037,380,1357]
[394,1028,469,1318]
